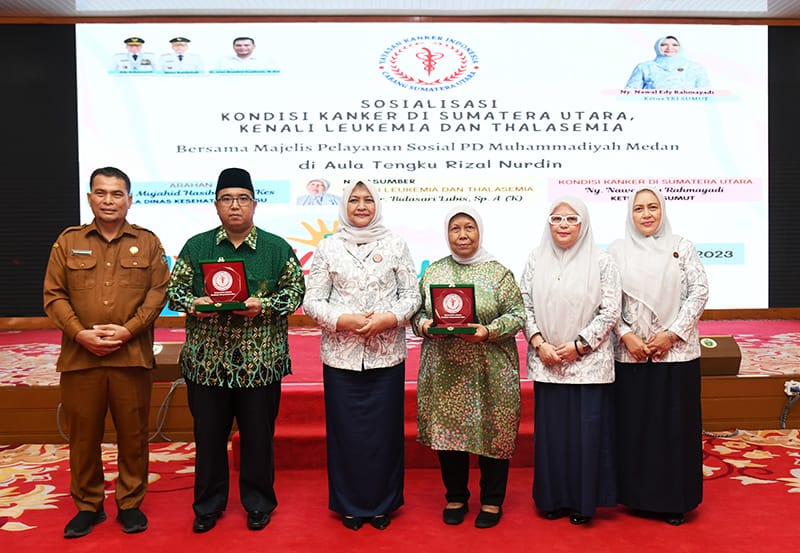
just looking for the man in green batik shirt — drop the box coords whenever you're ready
[167,167,305,534]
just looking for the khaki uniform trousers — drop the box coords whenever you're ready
[60,366,152,512]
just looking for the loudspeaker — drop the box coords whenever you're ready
[699,335,741,376]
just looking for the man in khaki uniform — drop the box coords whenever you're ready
[44,166,169,538]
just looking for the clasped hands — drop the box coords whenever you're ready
[76,323,132,357]
[535,341,582,365]
[622,330,674,362]
[337,311,398,339]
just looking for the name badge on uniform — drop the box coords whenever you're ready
[71,249,93,256]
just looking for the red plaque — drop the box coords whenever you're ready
[196,258,249,312]
[429,284,477,335]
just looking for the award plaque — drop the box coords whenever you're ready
[196,258,249,312]
[428,284,477,335]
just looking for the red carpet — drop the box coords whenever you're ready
[2,430,800,552]
[2,321,800,550]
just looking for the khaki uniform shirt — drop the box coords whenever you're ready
[43,220,170,372]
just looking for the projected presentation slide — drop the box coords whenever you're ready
[75,22,767,309]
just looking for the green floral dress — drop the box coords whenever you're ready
[412,257,525,459]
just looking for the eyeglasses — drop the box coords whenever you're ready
[216,195,254,207]
[548,214,581,226]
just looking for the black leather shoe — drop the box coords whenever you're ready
[369,514,390,530]
[342,516,363,531]
[442,504,468,525]
[665,513,685,526]
[192,512,221,533]
[64,510,107,538]
[474,507,502,529]
[569,512,592,525]
[247,510,270,530]
[543,508,568,520]
[117,507,148,533]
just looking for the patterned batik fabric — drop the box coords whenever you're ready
[167,226,305,387]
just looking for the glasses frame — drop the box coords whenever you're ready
[548,214,582,226]
[216,194,254,207]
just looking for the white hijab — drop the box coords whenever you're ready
[609,187,681,327]
[531,196,601,345]
[337,180,393,244]
[444,205,495,265]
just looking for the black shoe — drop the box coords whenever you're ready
[442,504,468,525]
[369,514,390,530]
[246,510,271,530]
[569,512,592,525]
[665,513,685,526]
[342,516,363,531]
[192,512,221,533]
[64,510,107,538]
[474,507,502,529]
[117,507,147,534]
[543,508,568,520]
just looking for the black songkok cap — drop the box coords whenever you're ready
[216,168,254,195]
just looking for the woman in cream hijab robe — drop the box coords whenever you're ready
[608,187,708,526]
[519,196,621,526]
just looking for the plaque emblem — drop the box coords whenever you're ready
[212,269,234,292]
[442,293,464,314]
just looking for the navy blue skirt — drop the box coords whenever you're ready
[615,359,703,514]
[533,382,617,517]
[323,362,405,517]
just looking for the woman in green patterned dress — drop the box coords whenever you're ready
[412,205,526,529]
